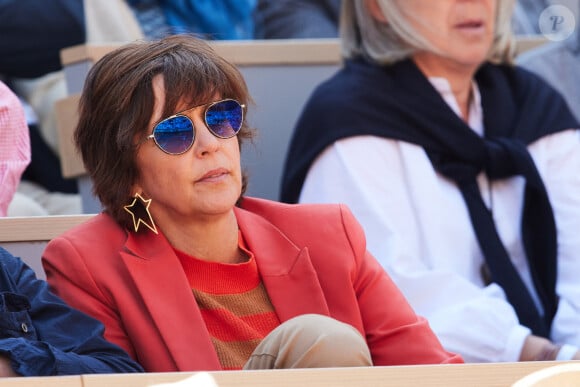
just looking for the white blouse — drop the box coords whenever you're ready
[298,77,580,362]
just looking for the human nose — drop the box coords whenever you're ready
[191,116,220,157]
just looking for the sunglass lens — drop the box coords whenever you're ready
[206,100,243,138]
[153,116,194,154]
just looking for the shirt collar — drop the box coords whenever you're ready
[428,76,485,137]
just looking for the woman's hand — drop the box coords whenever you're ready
[520,335,580,361]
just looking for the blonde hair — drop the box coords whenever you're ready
[340,0,517,65]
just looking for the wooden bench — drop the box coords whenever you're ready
[0,375,80,387]
[514,35,549,54]
[79,362,579,386]
[0,361,576,386]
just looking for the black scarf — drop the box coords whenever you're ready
[281,58,579,337]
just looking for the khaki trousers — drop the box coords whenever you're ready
[243,314,372,369]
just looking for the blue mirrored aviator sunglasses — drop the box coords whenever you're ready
[146,98,245,155]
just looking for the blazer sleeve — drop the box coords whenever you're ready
[0,249,142,375]
[42,236,137,360]
[339,204,463,365]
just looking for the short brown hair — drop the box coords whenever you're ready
[76,34,254,229]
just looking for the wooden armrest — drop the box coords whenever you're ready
[55,94,84,178]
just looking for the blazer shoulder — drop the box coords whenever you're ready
[241,196,347,220]
[239,197,362,241]
[50,213,127,249]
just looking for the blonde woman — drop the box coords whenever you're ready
[282,0,580,363]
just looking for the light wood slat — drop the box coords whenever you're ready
[0,376,81,387]
[211,38,341,65]
[515,35,548,55]
[55,94,84,178]
[0,215,94,242]
[60,35,544,69]
[60,39,342,68]
[81,361,576,387]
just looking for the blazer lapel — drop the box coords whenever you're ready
[234,207,330,322]
[120,231,222,370]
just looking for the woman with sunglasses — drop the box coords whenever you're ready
[41,34,461,372]
[281,0,580,363]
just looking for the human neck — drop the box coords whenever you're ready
[412,54,476,122]
[159,210,241,264]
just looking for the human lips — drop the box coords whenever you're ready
[454,19,486,35]
[197,168,229,183]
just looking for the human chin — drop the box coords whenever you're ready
[202,177,241,204]
[201,189,241,214]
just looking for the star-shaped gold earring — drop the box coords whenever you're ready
[124,193,158,234]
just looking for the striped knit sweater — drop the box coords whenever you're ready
[175,236,280,370]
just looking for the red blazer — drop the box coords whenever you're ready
[42,197,461,372]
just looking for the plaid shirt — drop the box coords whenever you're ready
[0,81,30,216]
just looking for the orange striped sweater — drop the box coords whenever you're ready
[175,236,280,370]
